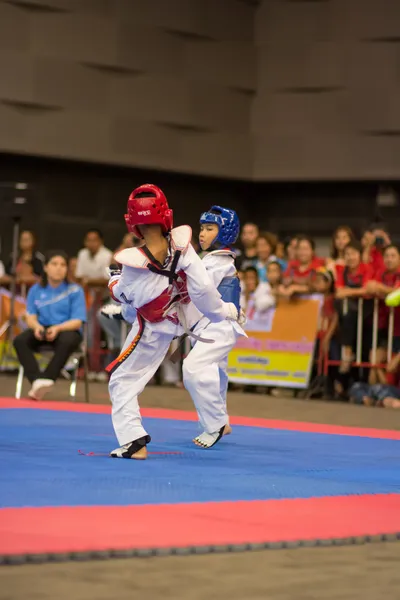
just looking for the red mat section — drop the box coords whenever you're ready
[1,494,399,555]
[1,398,400,440]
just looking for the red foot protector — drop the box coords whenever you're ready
[1,494,399,556]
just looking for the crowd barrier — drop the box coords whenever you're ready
[1,286,397,393]
[322,297,396,375]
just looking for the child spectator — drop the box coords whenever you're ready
[280,236,324,297]
[240,266,276,318]
[349,352,400,409]
[255,232,286,282]
[313,268,341,396]
[335,241,373,372]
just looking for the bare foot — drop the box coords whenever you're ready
[131,446,148,459]
[383,397,400,409]
[362,396,374,407]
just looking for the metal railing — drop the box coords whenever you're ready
[323,297,396,375]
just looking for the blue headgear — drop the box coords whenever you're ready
[199,205,240,247]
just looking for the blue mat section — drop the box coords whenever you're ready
[1,409,399,508]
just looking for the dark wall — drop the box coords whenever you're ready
[1,154,398,260]
[0,154,252,258]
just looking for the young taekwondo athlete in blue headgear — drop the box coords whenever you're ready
[198,206,241,312]
[181,205,246,450]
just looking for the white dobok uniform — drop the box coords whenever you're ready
[182,249,246,434]
[106,226,234,446]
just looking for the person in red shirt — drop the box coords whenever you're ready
[280,236,325,298]
[335,241,373,372]
[325,225,355,281]
[361,226,391,276]
[364,245,400,381]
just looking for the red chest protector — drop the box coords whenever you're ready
[137,270,189,324]
[114,226,192,325]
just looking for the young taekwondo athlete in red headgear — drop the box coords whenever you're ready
[105,184,239,460]
[124,184,173,239]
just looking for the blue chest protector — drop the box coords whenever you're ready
[217,276,241,311]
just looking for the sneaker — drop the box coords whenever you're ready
[28,378,54,401]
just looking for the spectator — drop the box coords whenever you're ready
[13,251,86,400]
[314,268,339,353]
[255,232,287,282]
[335,241,373,372]
[240,266,276,317]
[236,222,259,271]
[364,244,400,384]
[361,225,390,275]
[75,229,113,287]
[280,236,324,297]
[266,260,283,293]
[3,230,44,291]
[275,240,288,263]
[68,257,78,283]
[284,235,300,263]
[313,268,341,394]
[326,225,355,279]
[349,352,400,409]
[75,229,113,378]
[97,233,140,372]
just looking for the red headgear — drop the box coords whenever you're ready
[124,184,173,239]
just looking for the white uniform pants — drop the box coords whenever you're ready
[108,318,174,445]
[182,321,236,434]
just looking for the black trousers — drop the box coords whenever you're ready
[14,329,82,384]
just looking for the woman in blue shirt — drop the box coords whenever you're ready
[14,251,87,400]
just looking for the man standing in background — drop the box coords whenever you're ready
[75,229,113,380]
[75,229,113,287]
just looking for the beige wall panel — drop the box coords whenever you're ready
[111,118,181,160]
[30,12,117,65]
[349,88,400,133]
[338,0,400,39]
[180,131,253,179]
[116,26,184,75]
[189,85,251,133]
[23,110,110,160]
[0,52,34,103]
[0,104,27,148]
[33,59,110,111]
[113,0,208,38]
[254,132,400,181]
[183,41,256,91]
[6,0,71,10]
[0,3,31,53]
[252,91,351,137]
[202,0,254,42]
[344,43,399,89]
[113,0,253,41]
[109,75,192,126]
[255,0,332,44]
[257,42,347,91]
